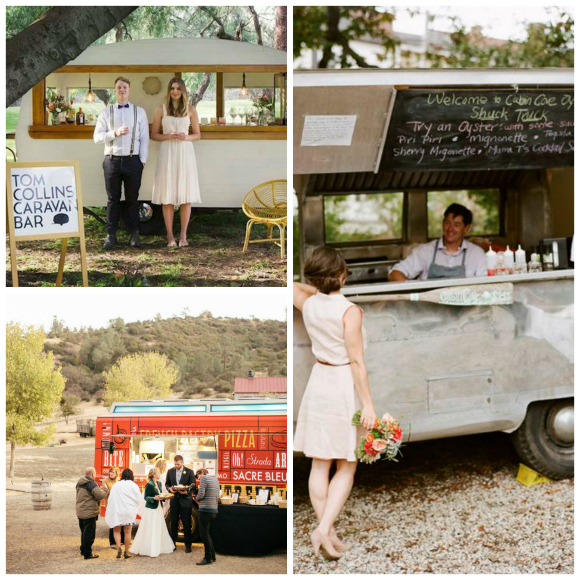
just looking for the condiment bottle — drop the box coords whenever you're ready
[486,247,497,276]
[495,251,508,276]
[504,245,515,274]
[529,252,542,273]
[514,244,527,274]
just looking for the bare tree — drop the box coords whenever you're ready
[190,73,211,106]
[6,6,138,106]
[248,7,263,45]
[274,6,287,51]
[198,7,237,41]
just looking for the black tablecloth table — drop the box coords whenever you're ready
[210,503,286,556]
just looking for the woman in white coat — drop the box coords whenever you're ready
[105,468,143,559]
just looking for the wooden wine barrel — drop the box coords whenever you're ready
[31,480,52,510]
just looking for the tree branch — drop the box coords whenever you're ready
[248,7,263,45]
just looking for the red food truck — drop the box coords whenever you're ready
[94,398,287,539]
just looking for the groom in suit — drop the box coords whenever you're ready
[165,455,196,552]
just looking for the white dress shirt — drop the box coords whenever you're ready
[93,102,149,163]
[391,237,487,280]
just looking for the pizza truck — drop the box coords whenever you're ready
[95,398,287,538]
[294,68,573,480]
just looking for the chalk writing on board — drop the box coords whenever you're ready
[381,89,574,171]
[301,115,357,147]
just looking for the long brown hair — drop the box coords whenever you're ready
[164,77,189,118]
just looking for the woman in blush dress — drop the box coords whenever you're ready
[151,77,201,248]
[154,459,170,517]
[130,468,175,558]
[294,246,383,561]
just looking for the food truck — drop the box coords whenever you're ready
[294,68,573,479]
[95,398,287,538]
[15,37,287,233]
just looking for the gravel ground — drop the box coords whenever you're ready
[293,432,573,574]
[6,442,286,574]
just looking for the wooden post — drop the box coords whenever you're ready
[32,80,47,125]
[56,239,68,286]
[217,72,224,118]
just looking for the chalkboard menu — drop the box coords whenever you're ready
[380,89,574,171]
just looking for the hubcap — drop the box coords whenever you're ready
[139,202,154,222]
[547,403,574,446]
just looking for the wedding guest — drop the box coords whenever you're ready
[105,468,142,559]
[75,466,108,560]
[151,77,201,248]
[102,466,124,548]
[94,76,149,250]
[195,468,220,566]
[293,246,385,561]
[165,455,196,552]
[155,459,170,517]
[130,468,175,557]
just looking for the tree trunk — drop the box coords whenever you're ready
[248,7,263,45]
[64,415,69,425]
[274,6,287,52]
[9,442,16,479]
[6,6,138,106]
[190,73,211,107]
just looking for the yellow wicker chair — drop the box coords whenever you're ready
[242,179,287,258]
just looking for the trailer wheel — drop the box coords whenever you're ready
[164,506,201,542]
[511,398,574,480]
[120,200,165,236]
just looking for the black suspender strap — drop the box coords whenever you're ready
[129,105,138,157]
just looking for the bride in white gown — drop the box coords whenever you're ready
[130,468,175,558]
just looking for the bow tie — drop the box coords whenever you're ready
[117,104,129,109]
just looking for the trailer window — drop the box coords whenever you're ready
[182,73,217,120]
[324,192,404,244]
[427,189,501,238]
[65,87,110,121]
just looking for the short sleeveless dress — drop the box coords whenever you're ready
[152,104,202,205]
[294,292,366,462]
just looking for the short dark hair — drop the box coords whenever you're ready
[196,468,208,478]
[120,468,134,481]
[304,246,348,294]
[174,455,184,462]
[114,76,131,87]
[444,203,473,226]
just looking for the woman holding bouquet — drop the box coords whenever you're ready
[293,246,384,561]
[151,77,201,248]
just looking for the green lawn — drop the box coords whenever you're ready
[6,106,19,160]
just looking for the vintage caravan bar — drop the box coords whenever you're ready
[95,398,287,537]
[16,38,287,233]
[294,68,573,479]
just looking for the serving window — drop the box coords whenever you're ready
[29,66,286,140]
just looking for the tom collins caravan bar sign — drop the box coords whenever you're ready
[380,89,574,171]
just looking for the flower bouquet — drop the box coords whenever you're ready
[44,89,70,124]
[352,410,403,464]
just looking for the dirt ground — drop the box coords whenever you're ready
[6,440,287,574]
[6,211,286,287]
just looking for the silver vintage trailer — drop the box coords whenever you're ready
[294,68,574,479]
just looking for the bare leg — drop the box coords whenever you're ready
[162,204,175,245]
[308,458,332,520]
[113,526,121,550]
[124,525,132,553]
[317,459,357,536]
[178,203,192,246]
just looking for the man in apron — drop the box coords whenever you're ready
[94,77,149,249]
[388,203,486,281]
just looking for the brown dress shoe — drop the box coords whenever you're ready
[185,545,192,553]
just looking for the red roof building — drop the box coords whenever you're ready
[234,376,287,398]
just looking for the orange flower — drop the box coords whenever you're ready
[366,433,375,444]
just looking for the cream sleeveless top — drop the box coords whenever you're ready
[302,292,366,365]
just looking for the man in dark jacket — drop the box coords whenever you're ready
[76,467,108,559]
[166,455,196,552]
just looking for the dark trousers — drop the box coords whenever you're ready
[109,525,125,546]
[78,516,97,557]
[199,512,217,561]
[103,155,143,235]
[170,501,192,547]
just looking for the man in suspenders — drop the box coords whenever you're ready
[94,76,149,249]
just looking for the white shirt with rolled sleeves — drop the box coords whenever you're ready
[93,103,149,164]
[391,237,487,280]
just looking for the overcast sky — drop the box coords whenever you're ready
[392,5,572,41]
[6,289,287,331]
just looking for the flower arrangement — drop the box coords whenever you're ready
[44,89,70,123]
[352,410,403,464]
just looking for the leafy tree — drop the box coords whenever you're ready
[108,317,125,331]
[102,352,179,406]
[175,352,189,384]
[6,323,65,478]
[60,394,81,425]
[294,6,398,68]
[48,316,65,337]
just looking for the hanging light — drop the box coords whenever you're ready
[238,72,249,97]
[85,73,95,103]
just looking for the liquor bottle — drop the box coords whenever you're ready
[76,107,85,125]
[67,100,76,124]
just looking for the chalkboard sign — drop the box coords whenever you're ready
[380,89,574,171]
